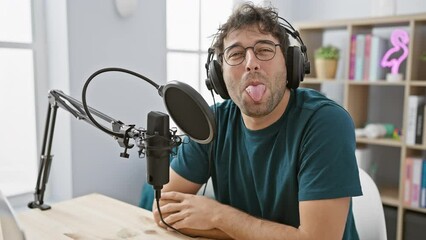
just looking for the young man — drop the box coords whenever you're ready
[153,3,362,240]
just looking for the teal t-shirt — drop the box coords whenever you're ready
[171,88,362,239]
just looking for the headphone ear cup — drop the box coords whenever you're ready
[286,46,305,89]
[207,60,230,99]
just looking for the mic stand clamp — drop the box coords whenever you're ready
[113,121,135,158]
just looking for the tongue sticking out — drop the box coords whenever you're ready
[246,84,266,102]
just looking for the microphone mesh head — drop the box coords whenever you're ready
[163,81,215,144]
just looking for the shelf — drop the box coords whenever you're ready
[297,13,426,240]
[347,81,405,86]
[409,80,426,86]
[380,187,400,207]
[403,205,426,214]
[356,137,402,147]
[296,14,426,30]
[302,78,340,84]
[406,144,426,150]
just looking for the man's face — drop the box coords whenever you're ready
[222,25,287,118]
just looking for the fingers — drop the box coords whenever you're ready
[154,208,181,229]
[160,191,186,201]
[153,193,180,227]
[157,202,190,230]
[153,192,191,229]
[160,210,189,231]
[153,200,182,228]
[153,208,162,227]
[152,198,161,226]
[161,201,184,214]
[163,208,187,224]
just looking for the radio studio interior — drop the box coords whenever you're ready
[1,0,426,239]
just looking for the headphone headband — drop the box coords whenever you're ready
[278,17,310,75]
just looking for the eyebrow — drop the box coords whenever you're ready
[223,43,241,51]
[224,39,277,50]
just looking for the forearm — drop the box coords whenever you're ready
[156,192,347,239]
[212,204,303,240]
[171,228,232,240]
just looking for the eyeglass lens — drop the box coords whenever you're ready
[223,40,279,66]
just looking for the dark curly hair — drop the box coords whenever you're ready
[212,2,290,64]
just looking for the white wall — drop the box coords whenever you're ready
[43,0,167,206]
[67,0,167,205]
[287,0,426,22]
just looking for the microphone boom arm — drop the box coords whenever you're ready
[28,89,144,210]
[27,67,207,211]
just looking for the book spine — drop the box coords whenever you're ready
[405,158,413,205]
[407,96,425,145]
[369,36,387,81]
[415,103,425,144]
[421,160,426,208]
[412,158,423,207]
[349,35,357,80]
[363,34,372,81]
[354,34,366,81]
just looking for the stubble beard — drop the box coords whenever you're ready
[238,73,286,118]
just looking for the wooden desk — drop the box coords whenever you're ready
[15,193,192,240]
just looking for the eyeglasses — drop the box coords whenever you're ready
[220,40,281,66]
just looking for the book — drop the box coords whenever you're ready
[404,158,413,205]
[363,34,372,81]
[421,159,426,208]
[349,35,357,80]
[422,105,426,146]
[368,36,388,81]
[412,158,423,207]
[415,103,426,144]
[354,34,366,81]
[406,95,426,145]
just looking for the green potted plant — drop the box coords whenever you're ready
[314,45,340,79]
[420,52,426,62]
[420,52,426,79]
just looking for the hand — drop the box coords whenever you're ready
[152,197,173,228]
[155,191,221,231]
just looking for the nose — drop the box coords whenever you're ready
[244,48,260,72]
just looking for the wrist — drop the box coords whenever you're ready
[211,203,245,230]
[211,203,228,227]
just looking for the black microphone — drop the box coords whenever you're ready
[160,81,216,144]
[146,111,171,196]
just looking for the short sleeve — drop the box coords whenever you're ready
[170,136,211,184]
[298,104,362,201]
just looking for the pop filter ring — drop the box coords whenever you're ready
[162,81,216,144]
[81,67,215,144]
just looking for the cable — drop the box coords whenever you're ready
[81,67,160,138]
[154,190,193,238]
[202,90,217,196]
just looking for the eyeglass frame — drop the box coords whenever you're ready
[219,40,281,66]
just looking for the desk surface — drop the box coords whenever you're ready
[14,193,192,240]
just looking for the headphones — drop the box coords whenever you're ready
[205,17,311,99]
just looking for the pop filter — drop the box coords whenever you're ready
[161,81,216,144]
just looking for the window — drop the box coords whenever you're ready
[0,0,38,196]
[166,0,233,105]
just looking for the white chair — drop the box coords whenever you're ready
[352,168,387,240]
[197,177,215,199]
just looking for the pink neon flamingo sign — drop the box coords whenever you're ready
[381,29,409,75]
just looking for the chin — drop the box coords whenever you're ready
[241,104,271,117]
